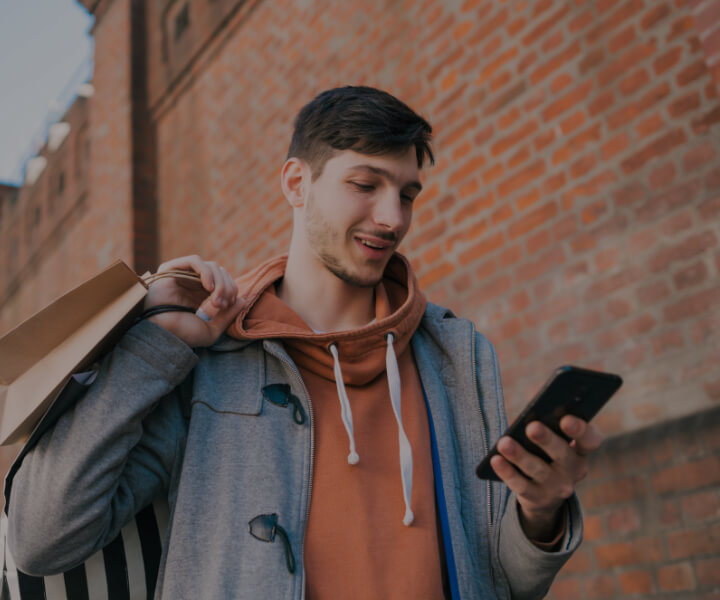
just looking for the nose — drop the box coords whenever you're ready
[372,189,408,233]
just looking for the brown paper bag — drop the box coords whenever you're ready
[0,260,150,446]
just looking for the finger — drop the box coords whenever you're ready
[561,416,604,456]
[525,421,577,464]
[157,255,216,293]
[204,262,230,308]
[489,454,536,499]
[202,294,244,336]
[497,436,554,484]
[219,266,238,304]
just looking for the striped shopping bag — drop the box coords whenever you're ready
[0,499,168,600]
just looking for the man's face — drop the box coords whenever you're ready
[302,148,422,287]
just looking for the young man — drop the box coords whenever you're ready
[8,87,600,599]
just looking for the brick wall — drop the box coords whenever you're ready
[549,405,720,599]
[1,0,719,591]
[142,0,720,436]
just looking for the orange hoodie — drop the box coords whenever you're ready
[226,254,445,600]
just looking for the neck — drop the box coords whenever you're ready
[278,251,376,333]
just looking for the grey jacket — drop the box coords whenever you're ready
[8,302,580,599]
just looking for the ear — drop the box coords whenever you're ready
[281,158,308,208]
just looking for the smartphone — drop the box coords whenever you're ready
[475,365,623,481]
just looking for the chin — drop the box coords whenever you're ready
[327,262,383,288]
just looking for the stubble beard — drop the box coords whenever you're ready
[305,198,384,289]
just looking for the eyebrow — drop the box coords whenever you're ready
[348,164,423,193]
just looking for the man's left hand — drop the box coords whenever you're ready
[489,415,603,543]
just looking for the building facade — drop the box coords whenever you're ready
[1,0,719,596]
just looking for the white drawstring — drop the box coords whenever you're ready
[329,343,360,465]
[385,333,414,526]
[328,336,414,526]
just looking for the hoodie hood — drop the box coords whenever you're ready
[226,253,427,387]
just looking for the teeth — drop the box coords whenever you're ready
[361,240,384,249]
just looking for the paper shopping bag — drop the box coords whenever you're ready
[0,260,149,446]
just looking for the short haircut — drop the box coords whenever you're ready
[287,86,434,179]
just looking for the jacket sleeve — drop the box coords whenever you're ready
[474,331,582,599]
[498,493,582,599]
[7,320,198,576]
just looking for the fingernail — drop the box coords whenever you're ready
[196,308,212,322]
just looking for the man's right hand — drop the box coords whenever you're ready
[143,255,242,347]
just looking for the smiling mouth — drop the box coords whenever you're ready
[360,239,387,249]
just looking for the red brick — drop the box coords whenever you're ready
[684,141,717,172]
[648,160,676,188]
[541,30,564,54]
[668,90,702,118]
[543,80,594,121]
[570,153,596,178]
[608,505,641,534]
[601,132,630,159]
[507,200,557,239]
[585,267,643,299]
[521,3,570,47]
[621,129,688,174]
[648,231,717,273]
[619,68,650,96]
[667,14,695,41]
[569,9,593,33]
[549,578,582,600]
[516,189,540,211]
[507,16,527,37]
[583,514,605,541]
[664,285,720,322]
[661,499,682,527]
[595,537,665,567]
[636,113,665,138]
[658,562,696,592]
[491,203,513,225]
[587,0,646,44]
[692,105,720,134]
[582,475,646,509]
[641,2,671,30]
[560,110,585,135]
[476,46,518,84]
[613,181,645,207]
[699,196,720,219]
[491,120,539,156]
[682,490,720,522]
[550,72,573,94]
[448,154,487,186]
[543,172,566,194]
[610,26,637,54]
[584,574,616,599]
[586,90,615,121]
[419,261,456,288]
[674,261,708,290]
[516,246,565,282]
[598,40,657,88]
[530,39,582,85]
[498,161,546,198]
[653,457,720,495]
[458,231,505,266]
[652,329,685,354]
[467,7,509,46]
[619,569,653,595]
[696,558,720,586]
[677,58,708,87]
[482,163,504,186]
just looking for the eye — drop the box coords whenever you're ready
[350,182,374,192]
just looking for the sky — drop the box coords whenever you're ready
[0,1,94,185]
